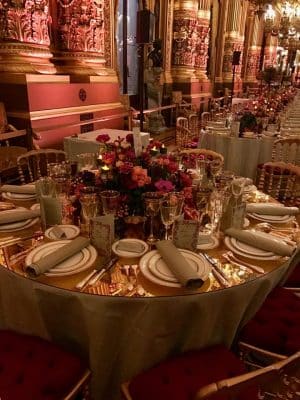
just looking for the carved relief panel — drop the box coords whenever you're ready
[172,16,198,67]
[0,0,51,45]
[56,0,105,54]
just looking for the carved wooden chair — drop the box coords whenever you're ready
[188,113,199,137]
[17,149,67,183]
[200,112,211,128]
[256,161,300,206]
[271,136,300,165]
[121,345,300,400]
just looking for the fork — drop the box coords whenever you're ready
[223,251,265,274]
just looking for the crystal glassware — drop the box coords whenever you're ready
[80,192,98,236]
[143,192,163,244]
[193,187,212,228]
[100,190,120,216]
[160,199,177,240]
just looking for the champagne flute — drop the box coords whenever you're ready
[160,200,177,240]
[143,192,163,244]
[79,192,98,236]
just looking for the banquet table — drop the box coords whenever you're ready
[0,196,297,399]
[63,128,151,161]
[200,133,277,180]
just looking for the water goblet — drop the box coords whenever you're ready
[210,159,223,186]
[143,192,163,244]
[193,187,212,228]
[168,191,185,220]
[231,177,247,207]
[160,199,177,240]
[80,192,98,236]
[100,190,120,216]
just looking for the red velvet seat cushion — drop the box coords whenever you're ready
[128,345,258,400]
[0,330,87,400]
[284,264,300,287]
[240,287,300,356]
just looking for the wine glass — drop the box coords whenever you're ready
[231,177,247,207]
[100,190,120,216]
[80,192,98,236]
[210,159,223,187]
[160,199,177,240]
[168,191,185,220]
[193,187,212,228]
[143,192,163,244]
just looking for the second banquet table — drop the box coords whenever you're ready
[200,133,277,179]
[64,128,151,161]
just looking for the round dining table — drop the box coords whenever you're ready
[0,196,297,400]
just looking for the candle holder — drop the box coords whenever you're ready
[160,144,167,154]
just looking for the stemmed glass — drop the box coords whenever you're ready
[160,199,177,240]
[143,192,163,244]
[231,177,247,207]
[100,190,120,216]
[210,159,223,187]
[169,191,185,220]
[193,187,212,228]
[80,191,98,236]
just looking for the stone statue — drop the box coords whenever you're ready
[147,39,163,68]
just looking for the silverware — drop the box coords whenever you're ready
[202,253,230,288]
[0,231,43,248]
[224,251,265,274]
[77,256,118,291]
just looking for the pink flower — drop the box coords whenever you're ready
[179,171,192,187]
[102,151,115,165]
[96,134,110,143]
[119,162,134,174]
[154,179,174,193]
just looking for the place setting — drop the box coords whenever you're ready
[0,206,40,233]
[0,184,37,201]
[246,202,298,224]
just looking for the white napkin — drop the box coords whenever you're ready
[225,228,294,256]
[156,240,204,289]
[0,184,36,195]
[0,209,40,225]
[246,203,299,216]
[25,236,90,277]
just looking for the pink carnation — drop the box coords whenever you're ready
[131,166,151,187]
[154,179,174,193]
[96,134,110,143]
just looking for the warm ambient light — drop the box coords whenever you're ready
[102,165,110,171]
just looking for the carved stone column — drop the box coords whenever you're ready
[244,13,262,86]
[264,34,278,68]
[51,0,114,75]
[194,0,210,82]
[0,0,55,73]
[214,0,229,93]
[222,0,244,86]
[171,0,198,82]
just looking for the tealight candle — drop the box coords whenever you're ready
[150,146,158,157]
[160,144,167,154]
[101,164,110,181]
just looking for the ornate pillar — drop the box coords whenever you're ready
[171,0,198,82]
[161,0,174,86]
[0,0,55,73]
[244,12,262,86]
[194,0,211,82]
[222,0,243,88]
[214,0,229,94]
[264,34,278,68]
[51,0,114,75]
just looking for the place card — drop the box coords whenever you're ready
[172,220,200,251]
[90,215,114,258]
[133,127,143,157]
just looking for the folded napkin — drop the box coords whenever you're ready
[156,240,204,289]
[246,203,299,216]
[0,184,36,195]
[116,241,145,253]
[51,225,67,239]
[225,228,294,256]
[26,236,90,277]
[0,209,40,225]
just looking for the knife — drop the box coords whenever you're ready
[202,253,230,288]
[77,256,118,291]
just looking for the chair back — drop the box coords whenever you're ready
[176,117,188,129]
[180,148,224,164]
[17,149,67,183]
[194,351,300,399]
[272,137,300,165]
[175,125,194,149]
[188,113,199,137]
[257,161,300,206]
[200,112,210,128]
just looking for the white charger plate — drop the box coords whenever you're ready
[112,239,148,258]
[197,235,219,250]
[224,236,281,260]
[2,192,37,200]
[140,249,211,288]
[0,207,39,232]
[248,213,295,224]
[25,240,97,276]
[45,225,80,240]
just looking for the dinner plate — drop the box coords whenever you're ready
[140,249,211,288]
[112,239,148,258]
[148,250,208,283]
[230,237,274,257]
[25,240,97,276]
[248,213,295,224]
[45,225,80,240]
[0,207,39,232]
[197,235,219,250]
[1,192,37,200]
[224,236,281,260]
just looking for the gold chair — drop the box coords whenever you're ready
[271,136,300,165]
[256,161,300,206]
[17,149,67,183]
[188,113,199,137]
[121,346,300,400]
[200,112,211,128]
[179,148,224,164]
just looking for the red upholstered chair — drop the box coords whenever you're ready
[0,330,91,400]
[121,345,300,400]
[239,287,300,363]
